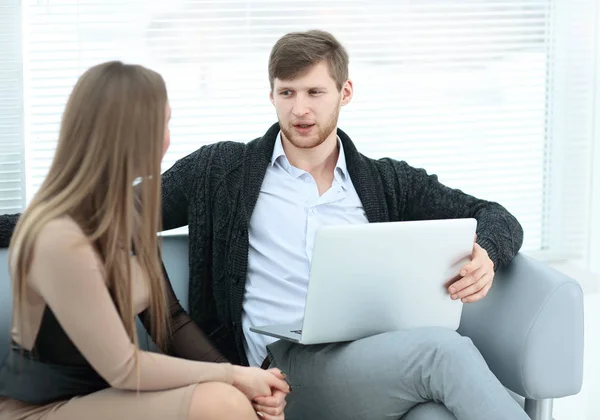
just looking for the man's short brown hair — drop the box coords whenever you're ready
[268,30,349,91]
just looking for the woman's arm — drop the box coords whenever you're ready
[139,263,228,363]
[28,218,233,391]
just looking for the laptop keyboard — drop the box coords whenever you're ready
[291,329,302,335]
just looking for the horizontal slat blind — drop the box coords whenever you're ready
[0,0,24,214]
[17,0,597,256]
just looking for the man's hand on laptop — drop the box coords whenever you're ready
[448,238,495,303]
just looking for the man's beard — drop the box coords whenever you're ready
[280,105,340,150]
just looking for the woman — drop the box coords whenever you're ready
[0,61,289,420]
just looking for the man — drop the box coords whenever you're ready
[158,30,527,419]
[0,30,527,419]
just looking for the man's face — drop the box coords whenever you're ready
[270,61,352,149]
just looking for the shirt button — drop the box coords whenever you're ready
[304,177,311,183]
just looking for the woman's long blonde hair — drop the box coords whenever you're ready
[10,61,169,351]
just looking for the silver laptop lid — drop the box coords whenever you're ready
[299,218,476,345]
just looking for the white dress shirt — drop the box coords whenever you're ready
[242,133,369,367]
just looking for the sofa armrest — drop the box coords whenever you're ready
[457,253,584,399]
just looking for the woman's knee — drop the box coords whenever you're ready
[187,382,256,420]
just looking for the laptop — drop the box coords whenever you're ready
[250,218,477,345]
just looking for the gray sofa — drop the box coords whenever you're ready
[0,235,584,420]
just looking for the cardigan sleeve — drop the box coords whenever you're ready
[0,213,20,248]
[387,159,524,270]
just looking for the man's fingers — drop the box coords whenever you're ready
[454,251,488,293]
[448,277,473,296]
[454,274,489,300]
[459,262,477,277]
[460,254,483,276]
[462,280,493,303]
[449,272,479,295]
[452,240,494,302]
[470,266,487,282]
[461,242,487,272]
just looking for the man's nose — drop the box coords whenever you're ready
[291,96,310,117]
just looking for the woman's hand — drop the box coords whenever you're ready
[252,369,289,419]
[231,366,290,401]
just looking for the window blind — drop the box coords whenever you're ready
[0,0,24,214]
[15,0,598,257]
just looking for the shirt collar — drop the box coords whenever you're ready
[270,132,287,166]
[271,131,349,183]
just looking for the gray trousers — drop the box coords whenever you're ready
[266,327,529,420]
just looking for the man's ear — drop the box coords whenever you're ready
[341,79,353,107]
[269,90,275,106]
